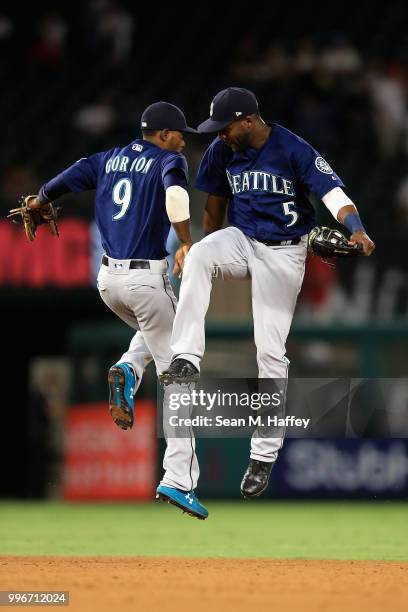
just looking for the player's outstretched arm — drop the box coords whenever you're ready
[203,194,228,235]
[322,187,375,256]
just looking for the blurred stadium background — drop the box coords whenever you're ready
[1,0,408,507]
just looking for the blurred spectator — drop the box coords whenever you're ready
[292,91,337,153]
[319,34,363,75]
[0,14,13,75]
[255,41,291,80]
[396,174,408,224]
[27,359,70,498]
[367,62,407,156]
[73,94,117,136]
[88,0,135,65]
[231,31,257,65]
[232,40,290,81]
[393,175,408,267]
[292,38,318,74]
[0,15,12,39]
[29,11,68,69]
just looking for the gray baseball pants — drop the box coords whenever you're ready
[171,227,308,463]
[97,256,199,491]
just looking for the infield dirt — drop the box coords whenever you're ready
[1,557,407,611]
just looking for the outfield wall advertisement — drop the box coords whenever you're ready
[62,401,156,500]
[197,438,408,499]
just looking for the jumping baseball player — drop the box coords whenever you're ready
[160,87,375,498]
[26,102,208,519]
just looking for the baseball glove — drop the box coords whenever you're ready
[308,226,363,258]
[7,195,60,242]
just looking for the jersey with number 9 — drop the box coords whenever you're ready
[58,140,188,259]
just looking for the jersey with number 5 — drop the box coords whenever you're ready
[195,123,344,242]
[60,139,188,259]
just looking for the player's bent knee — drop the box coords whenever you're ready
[186,242,215,268]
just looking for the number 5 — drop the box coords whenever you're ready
[282,201,298,227]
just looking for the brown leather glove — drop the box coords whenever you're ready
[7,195,60,242]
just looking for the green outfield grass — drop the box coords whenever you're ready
[0,501,407,560]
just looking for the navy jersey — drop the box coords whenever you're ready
[60,139,188,259]
[195,124,344,242]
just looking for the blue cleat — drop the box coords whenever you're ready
[108,362,136,430]
[156,485,209,520]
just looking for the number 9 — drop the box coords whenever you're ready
[112,179,132,220]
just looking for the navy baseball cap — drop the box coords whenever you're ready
[141,101,197,133]
[197,87,259,133]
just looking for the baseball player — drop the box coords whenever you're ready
[27,102,208,519]
[160,87,375,498]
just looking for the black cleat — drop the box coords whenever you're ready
[240,459,274,498]
[159,358,200,385]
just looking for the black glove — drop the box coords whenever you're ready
[308,226,363,258]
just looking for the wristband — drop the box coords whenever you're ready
[343,213,365,234]
[38,185,51,205]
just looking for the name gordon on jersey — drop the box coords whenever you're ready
[105,155,154,175]
[226,169,295,196]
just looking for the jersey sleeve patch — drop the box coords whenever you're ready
[292,140,344,199]
[315,156,333,174]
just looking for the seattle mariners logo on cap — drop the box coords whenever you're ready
[315,156,333,174]
[198,87,259,133]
